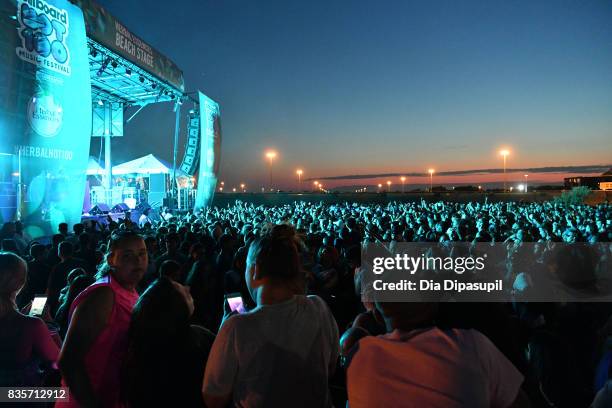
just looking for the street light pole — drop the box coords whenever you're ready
[499,150,510,192]
[265,151,276,191]
[296,169,303,192]
[503,154,506,192]
[268,160,272,189]
[428,169,435,192]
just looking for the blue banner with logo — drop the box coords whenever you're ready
[0,0,91,238]
[194,91,221,210]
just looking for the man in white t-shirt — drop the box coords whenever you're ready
[202,224,339,408]
[204,295,339,407]
[138,209,151,228]
[591,380,612,408]
[347,302,529,408]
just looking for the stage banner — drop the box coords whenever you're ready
[194,91,221,210]
[70,0,184,92]
[0,0,92,238]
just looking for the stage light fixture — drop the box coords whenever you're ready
[125,68,131,76]
[97,99,104,106]
[96,57,111,76]
[139,76,144,83]
[151,83,157,89]
[111,60,118,69]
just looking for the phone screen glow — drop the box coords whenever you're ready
[30,296,47,316]
[226,296,246,314]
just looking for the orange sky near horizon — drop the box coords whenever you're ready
[353,172,602,188]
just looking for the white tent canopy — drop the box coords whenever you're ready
[112,154,171,175]
[86,156,105,175]
[87,154,188,177]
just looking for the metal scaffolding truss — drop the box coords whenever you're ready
[88,39,182,107]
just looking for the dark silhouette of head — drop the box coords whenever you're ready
[58,241,74,261]
[159,260,181,282]
[58,223,69,236]
[165,232,180,254]
[1,239,18,254]
[0,252,27,316]
[375,301,439,332]
[246,224,304,298]
[52,234,64,247]
[30,244,47,260]
[129,277,192,347]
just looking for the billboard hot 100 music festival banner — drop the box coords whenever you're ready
[0,0,91,238]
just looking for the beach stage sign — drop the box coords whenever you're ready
[71,0,184,92]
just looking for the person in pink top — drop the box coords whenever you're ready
[57,231,147,408]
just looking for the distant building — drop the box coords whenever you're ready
[564,169,612,190]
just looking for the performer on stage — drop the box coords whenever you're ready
[138,209,152,228]
[161,207,173,222]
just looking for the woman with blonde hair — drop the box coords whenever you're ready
[0,251,59,386]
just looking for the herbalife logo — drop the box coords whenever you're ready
[16,0,71,75]
[27,94,63,138]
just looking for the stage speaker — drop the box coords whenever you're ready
[89,203,110,215]
[163,197,177,209]
[111,203,130,213]
[135,201,151,213]
[179,112,200,175]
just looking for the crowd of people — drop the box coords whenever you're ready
[0,198,611,407]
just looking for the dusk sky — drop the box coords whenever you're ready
[94,0,612,189]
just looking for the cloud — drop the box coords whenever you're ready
[308,164,612,181]
[442,144,470,150]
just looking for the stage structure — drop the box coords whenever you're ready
[74,0,184,208]
[0,0,221,238]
